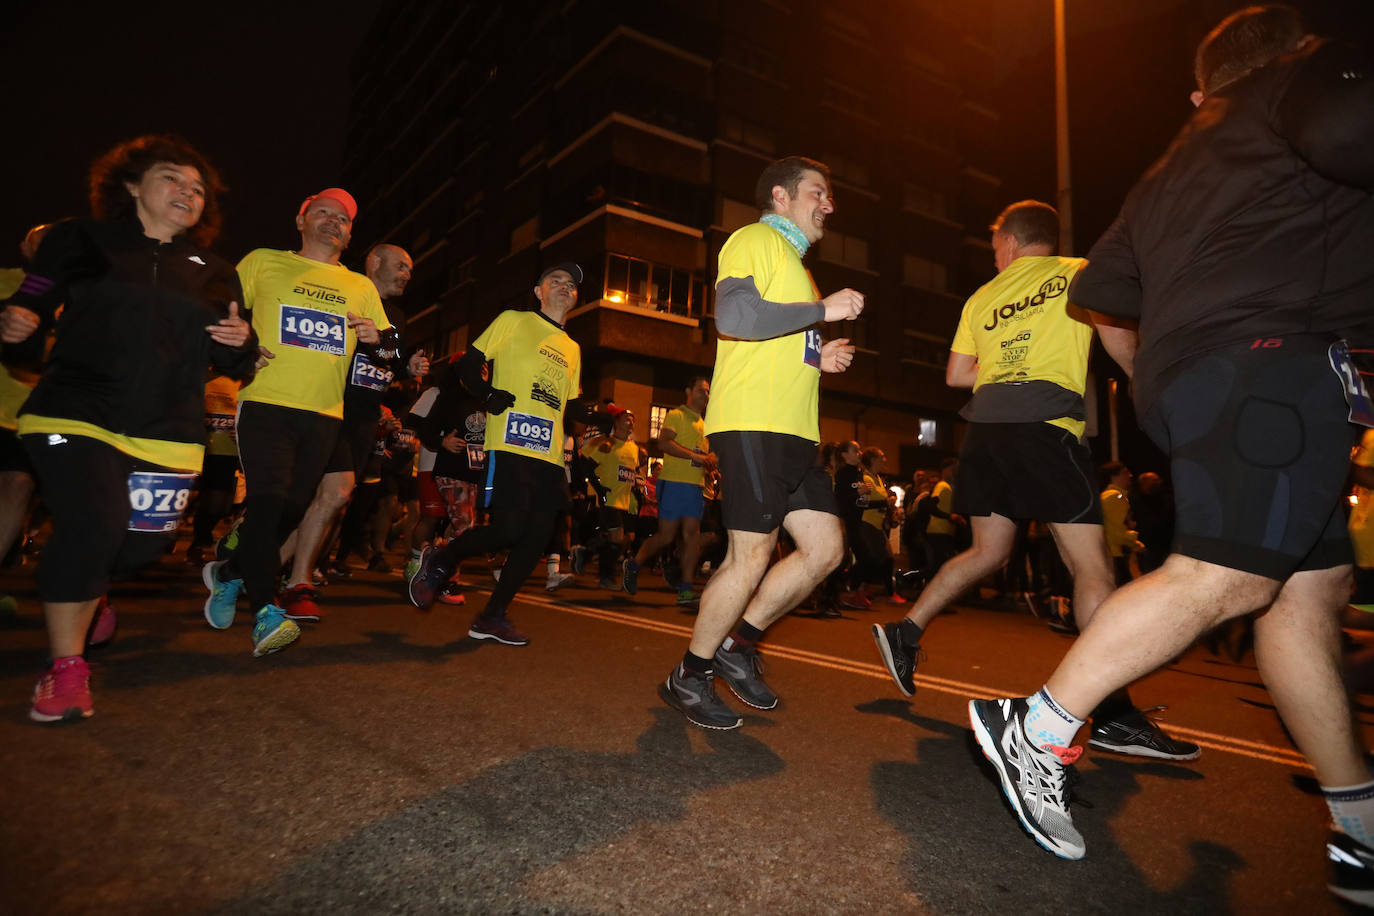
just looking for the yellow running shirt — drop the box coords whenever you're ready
[473,309,581,467]
[951,256,1091,437]
[707,222,823,442]
[235,249,390,419]
[926,480,954,536]
[204,374,241,458]
[581,436,642,511]
[659,405,707,486]
[861,469,888,529]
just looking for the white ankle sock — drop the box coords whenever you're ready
[1324,779,1374,846]
[1024,687,1085,751]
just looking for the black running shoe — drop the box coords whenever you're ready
[969,696,1086,860]
[622,558,640,595]
[468,614,529,646]
[658,665,742,730]
[1089,707,1200,761]
[1328,830,1374,907]
[872,622,918,697]
[713,644,778,710]
[407,546,450,610]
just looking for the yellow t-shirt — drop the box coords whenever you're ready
[926,480,954,536]
[1100,487,1138,558]
[474,309,581,467]
[235,249,391,419]
[951,255,1091,437]
[581,436,641,511]
[659,405,708,486]
[204,374,241,458]
[707,222,823,441]
[861,469,888,529]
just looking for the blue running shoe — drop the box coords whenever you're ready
[203,560,243,630]
[252,605,300,657]
[622,558,640,595]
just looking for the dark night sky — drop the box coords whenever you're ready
[2,1,1370,278]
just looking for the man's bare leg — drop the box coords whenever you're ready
[633,517,680,567]
[1045,521,1116,629]
[677,516,703,587]
[903,513,1017,630]
[1253,564,1368,786]
[1046,555,1281,718]
[737,508,845,632]
[285,470,354,588]
[687,528,778,658]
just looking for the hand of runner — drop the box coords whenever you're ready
[347,312,380,344]
[822,288,865,322]
[0,305,40,344]
[408,349,430,377]
[442,431,464,454]
[820,337,856,373]
[255,345,276,369]
[486,388,516,415]
[206,301,251,348]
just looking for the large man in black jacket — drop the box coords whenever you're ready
[967,7,1374,902]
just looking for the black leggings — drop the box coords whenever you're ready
[431,451,567,619]
[222,401,339,610]
[22,434,179,602]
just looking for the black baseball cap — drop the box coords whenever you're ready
[538,262,583,285]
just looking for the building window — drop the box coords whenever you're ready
[604,253,701,317]
[819,230,870,270]
[903,254,948,291]
[903,332,948,368]
[721,113,777,154]
[509,215,539,254]
[444,325,468,359]
[823,151,869,187]
[902,184,948,219]
[721,198,757,233]
[649,405,670,440]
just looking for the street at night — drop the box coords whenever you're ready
[3,551,1367,914]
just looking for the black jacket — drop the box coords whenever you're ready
[1072,40,1374,413]
[7,217,258,444]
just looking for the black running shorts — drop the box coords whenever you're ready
[712,430,837,534]
[954,421,1102,524]
[1139,336,1356,579]
[482,449,570,514]
[325,409,378,476]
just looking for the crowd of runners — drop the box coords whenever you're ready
[4,4,1374,907]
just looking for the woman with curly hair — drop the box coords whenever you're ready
[0,134,259,723]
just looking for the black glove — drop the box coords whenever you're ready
[486,388,516,415]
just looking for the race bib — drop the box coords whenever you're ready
[503,411,555,452]
[803,328,822,369]
[466,444,486,470]
[127,471,196,532]
[617,465,636,483]
[1330,341,1374,428]
[205,413,235,432]
[350,351,393,391]
[279,305,346,356]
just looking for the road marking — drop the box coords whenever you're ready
[520,592,1313,770]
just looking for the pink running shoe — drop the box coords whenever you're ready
[31,656,93,723]
[86,596,117,647]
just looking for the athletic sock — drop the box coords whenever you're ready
[1323,779,1374,847]
[682,650,712,676]
[1023,686,1085,752]
[722,621,765,652]
[409,547,423,562]
[546,554,560,576]
[899,618,924,645]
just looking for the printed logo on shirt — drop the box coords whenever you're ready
[983,275,1069,332]
[292,284,349,306]
[530,378,562,411]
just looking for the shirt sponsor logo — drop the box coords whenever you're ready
[530,379,562,411]
[538,344,570,368]
[292,284,349,306]
[983,276,1068,331]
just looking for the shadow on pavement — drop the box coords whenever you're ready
[210,707,785,914]
[857,698,1241,914]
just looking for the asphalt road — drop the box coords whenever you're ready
[2,550,1371,915]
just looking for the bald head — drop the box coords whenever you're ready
[366,244,413,299]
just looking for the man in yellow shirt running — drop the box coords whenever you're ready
[658,156,863,730]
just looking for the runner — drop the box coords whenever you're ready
[276,244,426,619]
[578,406,642,591]
[406,263,587,645]
[966,13,1374,903]
[202,188,392,657]
[2,135,256,721]
[623,376,715,604]
[658,156,863,730]
[872,199,1196,760]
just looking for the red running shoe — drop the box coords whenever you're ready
[87,596,117,646]
[30,656,93,723]
[438,581,467,606]
[278,584,322,622]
